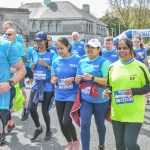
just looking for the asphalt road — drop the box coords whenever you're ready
[1,88,150,150]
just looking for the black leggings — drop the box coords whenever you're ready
[29,90,53,132]
[112,120,142,150]
[55,101,77,142]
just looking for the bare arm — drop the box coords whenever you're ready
[12,60,26,84]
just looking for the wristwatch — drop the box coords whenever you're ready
[8,80,15,88]
[91,76,95,81]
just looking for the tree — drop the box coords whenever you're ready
[107,0,150,29]
[100,13,126,37]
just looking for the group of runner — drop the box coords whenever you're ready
[0,20,150,150]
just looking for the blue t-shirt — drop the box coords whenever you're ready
[32,50,57,92]
[51,54,81,101]
[102,48,119,64]
[9,41,26,78]
[24,46,34,67]
[76,56,110,103]
[134,48,146,63]
[71,41,85,57]
[49,45,57,54]
[0,40,21,110]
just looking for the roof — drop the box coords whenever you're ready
[19,1,107,26]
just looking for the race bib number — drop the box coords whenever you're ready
[58,79,73,90]
[33,70,46,80]
[81,86,91,95]
[114,90,133,104]
[72,50,78,55]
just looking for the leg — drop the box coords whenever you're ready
[124,122,142,150]
[93,101,109,146]
[28,90,40,128]
[41,91,53,132]
[80,100,93,150]
[55,101,72,142]
[112,120,126,150]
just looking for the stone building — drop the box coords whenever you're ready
[0,1,108,43]
[0,8,30,35]
[20,1,108,43]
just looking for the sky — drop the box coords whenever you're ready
[0,0,109,18]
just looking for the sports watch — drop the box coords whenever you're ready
[8,80,15,88]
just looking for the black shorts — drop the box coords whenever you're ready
[25,67,33,79]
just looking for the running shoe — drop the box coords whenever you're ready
[30,127,43,141]
[6,124,15,134]
[44,131,52,141]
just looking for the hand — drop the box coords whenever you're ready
[51,76,58,85]
[75,75,83,84]
[10,68,16,73]
[31,63,36,71]
[124,89,133,96]
[103,90,111,98]
[82,73,92,80]
[0,82,11,94]
[64,77,74,86]
[38,58,48,67]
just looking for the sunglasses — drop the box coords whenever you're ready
[6,33,13,36]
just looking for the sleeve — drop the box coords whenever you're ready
[18,43,26,56]
[132,65,150,95]
[76,61,83,76]
[8,43,21,64]
[52,52,58,62]
[101,60,110,77]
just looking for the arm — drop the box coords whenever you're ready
[12,60,26,84]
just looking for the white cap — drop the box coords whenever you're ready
[87,39,101,48]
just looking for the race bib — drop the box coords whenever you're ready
[81,86,91,95]
[33,70,46,80]
[114,90,134,104]
[58,79,73,90]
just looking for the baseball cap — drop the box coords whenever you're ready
[35,31,47,41]
[87,39,101,48]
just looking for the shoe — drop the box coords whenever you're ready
[30,127,43,141]
[6,124,15,134]
[0,132,5,145]
[98,145,105,150]
[21,113,29,121]
[64,141,73,150]
[72,140,80,150]
[44,131,52,141]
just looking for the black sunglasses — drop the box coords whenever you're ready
[6,33,13,36]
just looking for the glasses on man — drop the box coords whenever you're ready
[6,33,13,36]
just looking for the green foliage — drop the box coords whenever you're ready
[100,13,126,36]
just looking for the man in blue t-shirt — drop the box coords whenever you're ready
[3,21,24,46]
[0,39,26,144]
[102,36,119,64]
[71,31,85,57]
[47,35,57,54]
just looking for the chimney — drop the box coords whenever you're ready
[82,4,90,13]
[44,0,51,6]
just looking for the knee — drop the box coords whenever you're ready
[62,119,72,128]
[124,138,137,150]
[29,104,36,113]
[81,120,90,131]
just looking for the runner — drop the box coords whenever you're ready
[102,36,119,64]
[71,31,85,57]
[133,34,146,63]
[75,39,110,150]
[51,37,81,150]
[0,38,26,144]
[29,31,57,141]
[103,38,150,150]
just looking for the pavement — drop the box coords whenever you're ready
[0,87,150,150]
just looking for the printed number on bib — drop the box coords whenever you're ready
[114,90,133,104]
[33,70,46,80]
[81,86,91,95]
[58,79,73,90]
[72,50,78,55]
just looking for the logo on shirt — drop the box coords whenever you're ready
[130,74,137,80]
[70,64,77,67]
[43,58,50,61]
